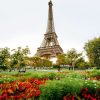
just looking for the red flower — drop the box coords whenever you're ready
[0,84,2,88]
[0,96,3,99]
[25,82,32,88]
[35,90,41,97]
[71,96,74,100]
[91,97,96,100]
[18,82,25,91]
[63,96,67,100]
[86,94,91,99]
[84,88,88,92]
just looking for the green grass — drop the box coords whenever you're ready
[0,69,100,83]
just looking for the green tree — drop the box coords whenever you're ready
[28,57,42,69]
[0,47,10,70]
[84,37,100,68]
[42,59,52,68]
[65,48,82,67]
[75,57,89,69]
[28,57,52,69]
[57,54,66,65]
[11,46,30,71]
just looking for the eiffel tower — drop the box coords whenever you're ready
[36,0,63,59]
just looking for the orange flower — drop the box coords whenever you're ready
[7,89,14,95]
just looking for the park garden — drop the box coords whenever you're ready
[0,37,100,100]
[0,69,100,100]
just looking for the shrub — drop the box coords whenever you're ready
[39,78,83,100]
[52,64,60,68]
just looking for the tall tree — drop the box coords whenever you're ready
[84,37,100,67]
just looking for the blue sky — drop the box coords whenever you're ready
[0,0,100,56]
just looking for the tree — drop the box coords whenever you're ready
[56,54,66,65]
[84,37,100,68]
[28,57,52,69]
[65,48,82,66]
[10,46,30,71]
[75,57,89,69]
[42,59,52,68]
[0,47,10,70]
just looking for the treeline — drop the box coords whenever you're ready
[0,46,52,71]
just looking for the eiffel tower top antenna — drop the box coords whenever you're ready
[47,0,55,33]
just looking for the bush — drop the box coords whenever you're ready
[90,69,100,77]
[52,64,60,68]
[0,65,8,70]
[39,78,83,100]
[47,72,56,80]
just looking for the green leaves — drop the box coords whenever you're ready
[65,48,82,66]
[39,77,83,100]
[84,37,100,67]
[0,47,10,69]
[11,46,30,70]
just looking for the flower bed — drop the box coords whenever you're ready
[0,78,47,99]
[0,70,100,100]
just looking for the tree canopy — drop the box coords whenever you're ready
[0,47,10,70]
[84,37,100,67]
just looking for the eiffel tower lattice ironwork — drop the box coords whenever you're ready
[36,0,63,59]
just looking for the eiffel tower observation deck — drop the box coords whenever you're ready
[36,0,63,59]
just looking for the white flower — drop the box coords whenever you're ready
[94,84,97,86]
[93,80,96,83]
[94,87,97,88]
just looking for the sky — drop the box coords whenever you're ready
[0,0,100,56]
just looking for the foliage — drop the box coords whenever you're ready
[67,72,87,79]
[10,46,30,70]
[53,64,60,68]
[39,76,100,100]
[28,57,52,68]
[56,48,86,69]
[0,77,16,84]
[65,48,82,66]
[42,59,52,67]
[75,58,90,69]
[0,65,8,70]
[90,69,100,77]
[0,47,10,70]
[57,54,66,65]
[47,72,56,80]
[39,78,83,100]
[84,37,100,67]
